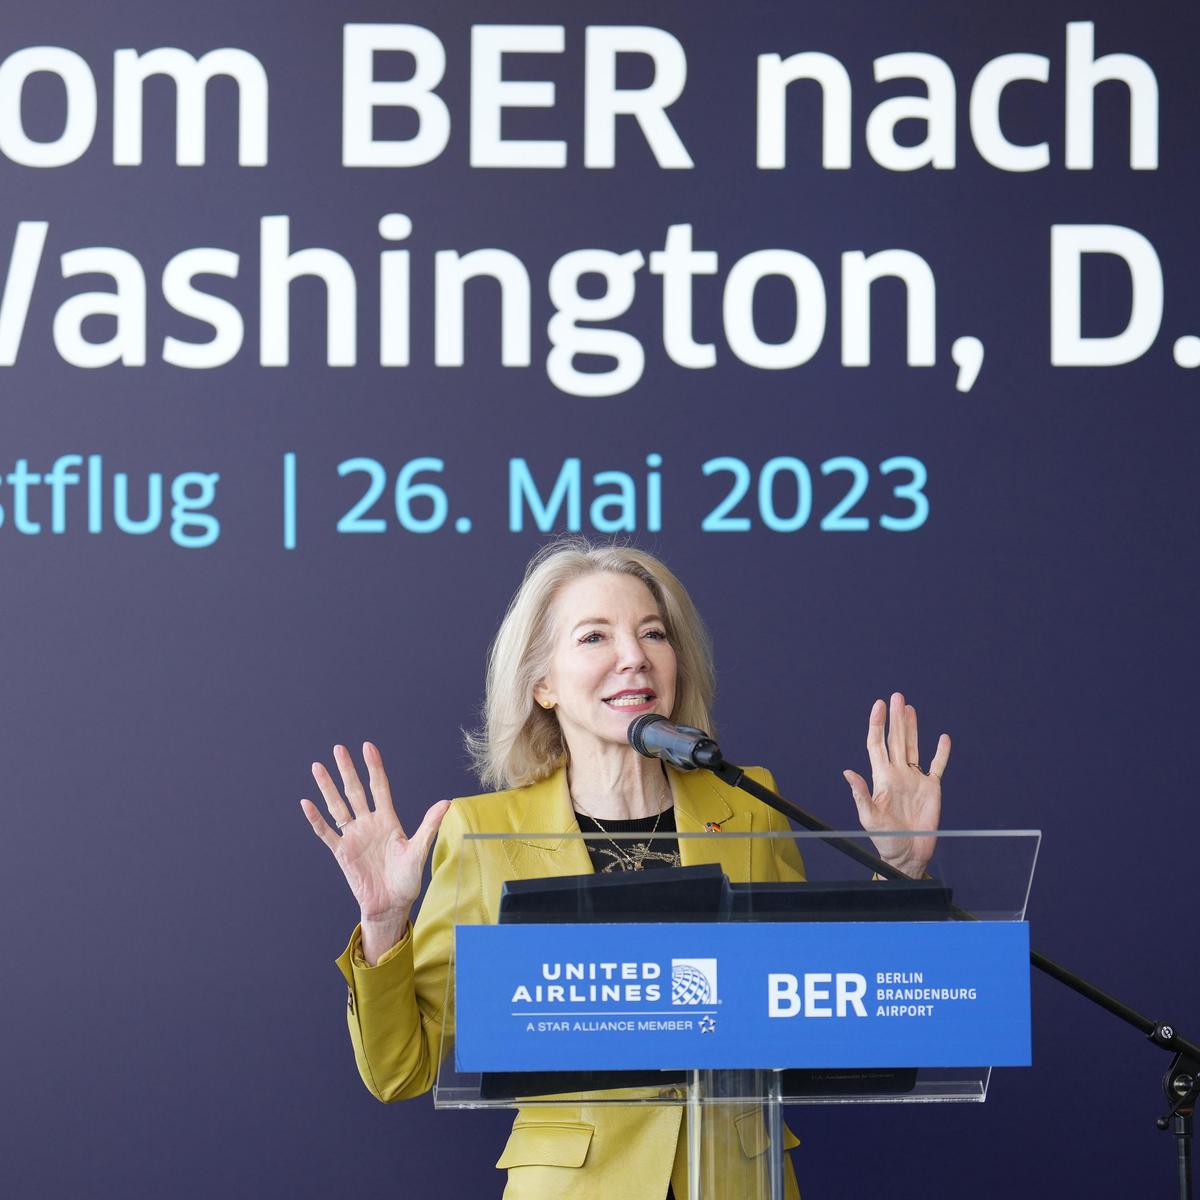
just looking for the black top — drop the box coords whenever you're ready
[573,807,681,873]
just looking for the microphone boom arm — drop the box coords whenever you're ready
[705,754,1200,1192]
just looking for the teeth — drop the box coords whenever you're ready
[606,695,652,707]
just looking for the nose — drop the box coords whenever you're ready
[614,630,649,672]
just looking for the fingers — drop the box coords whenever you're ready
[333,743,371,816]
[362,741,396,817]
[886,692,907,765]
[930,733,951,780]
[842,769,872,809]
[905,703,919,767]
[300,797,340,852]
[865,699,888,775]
[311,759,353,825]
[407,799,452,867]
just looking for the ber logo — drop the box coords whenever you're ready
[671,958,718,1005]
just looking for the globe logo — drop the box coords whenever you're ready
[671,958,718,1005]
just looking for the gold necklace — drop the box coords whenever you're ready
[572,778,672,870]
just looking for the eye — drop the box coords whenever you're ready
[577,631,603,645]
[643,629,668,641]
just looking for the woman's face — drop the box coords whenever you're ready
[534,572,678,756]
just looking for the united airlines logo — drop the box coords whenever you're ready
[671,958,718,1005]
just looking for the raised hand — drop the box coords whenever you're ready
[300,742,450,963]
[842,692,950,879]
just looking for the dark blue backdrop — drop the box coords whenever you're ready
[3,1,1197,1195]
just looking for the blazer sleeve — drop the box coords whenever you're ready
[333,799,482,1102]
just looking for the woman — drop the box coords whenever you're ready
[300,538,950,1199]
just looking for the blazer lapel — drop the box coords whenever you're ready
[503,765,594,880]
[672,767,753,883]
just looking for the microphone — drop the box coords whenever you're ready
[627,714,725,770]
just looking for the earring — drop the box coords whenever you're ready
[540,700,554,710]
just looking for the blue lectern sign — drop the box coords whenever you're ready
[455,922,1031,1070]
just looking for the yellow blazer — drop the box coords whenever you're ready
[336,763,805,1200]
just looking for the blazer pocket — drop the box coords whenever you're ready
[495,1122,595,1169]
[733,1110,801,1157]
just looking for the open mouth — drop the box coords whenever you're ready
[603,689,656,710]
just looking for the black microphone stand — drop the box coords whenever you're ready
[705,753,1198,1198]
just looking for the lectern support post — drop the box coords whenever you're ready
[686,1070,786,1200]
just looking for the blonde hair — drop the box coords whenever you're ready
[465,537,716,790]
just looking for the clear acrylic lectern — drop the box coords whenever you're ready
[433,829,1039,1200]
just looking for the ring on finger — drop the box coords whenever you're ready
[336,818,353,829]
